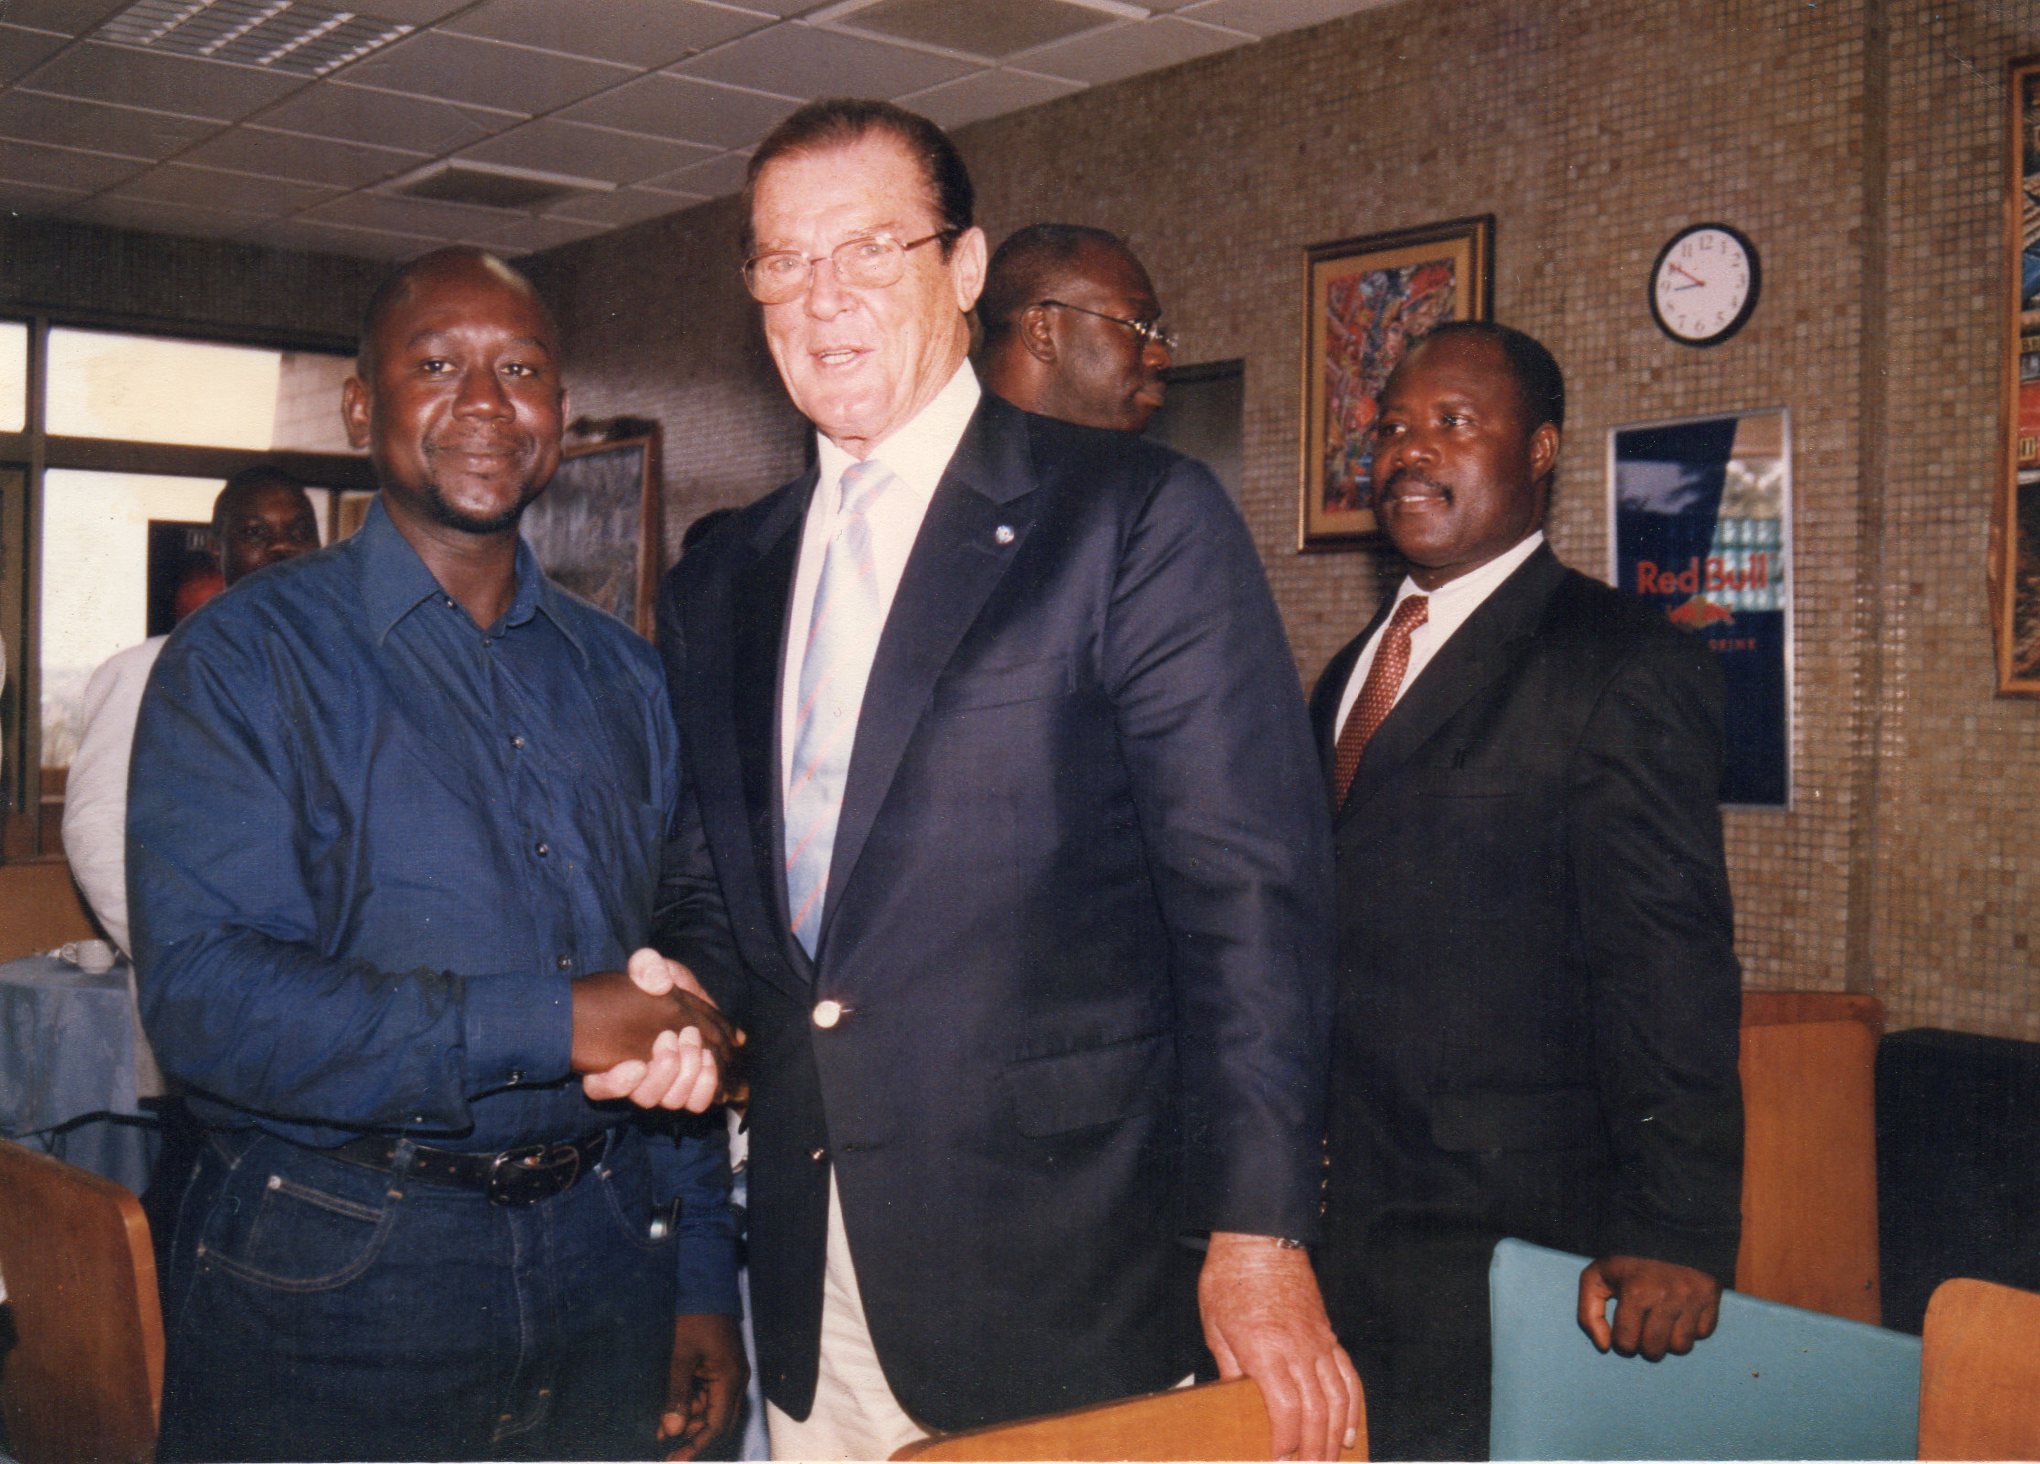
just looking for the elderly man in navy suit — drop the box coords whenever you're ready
[649,99,1357,1461]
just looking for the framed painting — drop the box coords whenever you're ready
[1299,215,1492,550]
[1995,55,2040,694]
[520,429,663,637]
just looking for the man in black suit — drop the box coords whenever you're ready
[652,99,1358,1460]
[1310,322,1744,1461]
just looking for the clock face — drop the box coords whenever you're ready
[1650,224,1760,345]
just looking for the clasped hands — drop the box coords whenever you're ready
[570,948,740,1111]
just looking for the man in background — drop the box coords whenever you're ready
[653,100,1355,1461]
[130,247,745,1461]
[1311,321,1743,1460]
[977,223,1175,432]
[65,465,321,966]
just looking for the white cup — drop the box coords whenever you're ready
[60,939,118,974]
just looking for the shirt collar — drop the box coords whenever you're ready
[814,358,980,509]
[354,496,586,660]
[1396,529,1546,611]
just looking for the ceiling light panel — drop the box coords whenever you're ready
[815,0,1134,61]
[95,0,413,77]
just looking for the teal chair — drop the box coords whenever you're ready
[1488,1238,1921,1460]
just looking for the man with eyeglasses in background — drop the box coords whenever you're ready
[978,223,1176,433]
[646,98,1358,1460]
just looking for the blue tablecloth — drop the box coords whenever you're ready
[0,953,158,1194]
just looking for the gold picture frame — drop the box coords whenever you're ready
[1995,56,2040,694]
[1299,216,1493,551]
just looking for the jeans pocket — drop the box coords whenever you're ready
[198,1146,399,1292]
[595,1141,681,1257]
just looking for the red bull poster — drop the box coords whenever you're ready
[1611,409,1792,807]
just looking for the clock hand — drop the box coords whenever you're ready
[1669,261,1709,286]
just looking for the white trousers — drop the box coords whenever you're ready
[765,1171,932,1461]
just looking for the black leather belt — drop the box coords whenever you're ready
[326,1130,612,1206]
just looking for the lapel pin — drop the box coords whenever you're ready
[994,524,1015,545]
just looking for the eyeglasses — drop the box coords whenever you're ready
[742,229,957,304]
[1033,300,1179,353]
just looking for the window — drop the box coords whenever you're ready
[1,319,372,858]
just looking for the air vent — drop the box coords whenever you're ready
[391,161,614,212]
[812,0,1138,61]
[96,0,412,78]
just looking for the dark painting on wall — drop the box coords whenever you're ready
[520,430,662,637]
[145,519,220,637]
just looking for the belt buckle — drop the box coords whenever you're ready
[487,1141,580,1205]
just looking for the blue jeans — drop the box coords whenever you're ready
[158,1127,678,1461]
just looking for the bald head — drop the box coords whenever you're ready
[355,246,557,378]
[979,225,1172,432]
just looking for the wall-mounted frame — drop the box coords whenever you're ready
[1994,55,2040,695]
[1610,408,1793,808]
[1298,215,1492,551]
[520,428,663,637]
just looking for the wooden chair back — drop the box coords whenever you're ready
[1918,1276,2040,1460]
[0,1138,163,1464]
[1736,991,1884,1322]
[893,1377,1366,1461]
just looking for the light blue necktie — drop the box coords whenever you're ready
[784,459,895,957]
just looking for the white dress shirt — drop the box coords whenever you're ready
[60,634,168,1098]
[1333,531,1547,739]
[779,360,981,798]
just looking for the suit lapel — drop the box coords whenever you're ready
[815,398,1038,954]
[727,475,814,992]
[1338,547,1566,823]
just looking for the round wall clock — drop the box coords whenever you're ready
[1649,223,1760,346]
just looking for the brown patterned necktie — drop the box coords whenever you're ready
[1332,593,1429,804]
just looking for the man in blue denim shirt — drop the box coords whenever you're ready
[129,248,747,1461]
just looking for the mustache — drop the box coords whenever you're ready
[1375,467,1452,505]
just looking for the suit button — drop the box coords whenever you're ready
[812,999,844,1029]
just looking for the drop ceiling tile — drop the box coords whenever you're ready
[442,0,769,68]
[1177,0,1391,36]
[543,184,697,228]
[107,162,340,216]
[252,81,507,152]
[458,119,716,185]
[1014,15,1245,85]
[0,136,146,190]
[0,0,127,35]
[20,41,307,121]
[64,191,265,238]
[309,190,530,238]
[349,0,475,20]
[899,65,1082,131]
[239,215,440,260]
[562,73,794,150]
[0,24,70,86]
[0,176,95,213]
[178,126,424,188]
[0,90,216,159]
[336,31,633,116]
[719,0,833,15]
[675,23,975,99]
[455,213,603,255]
[640,148,751,199]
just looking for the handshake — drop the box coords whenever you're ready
[569,948,744,1112]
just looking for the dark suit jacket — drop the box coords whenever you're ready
[1310,545,1743,1326]
[654,394,1334,1431]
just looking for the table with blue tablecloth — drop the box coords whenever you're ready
[0,954,158,1194]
